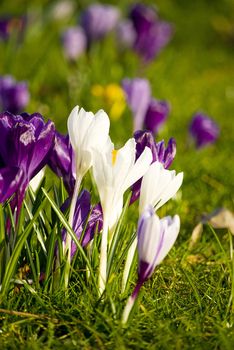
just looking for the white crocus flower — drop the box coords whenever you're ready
[93,138,152,295]
[64,106,110,286]
[139,161,183,215]
[68,105,110,179]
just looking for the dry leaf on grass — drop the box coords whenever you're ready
[189,208,234,250]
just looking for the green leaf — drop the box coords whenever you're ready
[42,188,98,293]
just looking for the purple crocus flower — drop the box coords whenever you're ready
[129,3,173,62]
[61,26,87,60]
[0,111,55,216]
[122,78,151,131]
[122,206,180,323]
[130,130,176,204]
[116,20,136,48]
[62,190,103,257]
[0,76,30,114]
[144,99,170,134]
[48,131,76,195]
[189,113,220,148]
[80,4,120,43]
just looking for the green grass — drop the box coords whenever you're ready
[0,0,234,348]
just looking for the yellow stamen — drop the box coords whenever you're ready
[112,149,118,165]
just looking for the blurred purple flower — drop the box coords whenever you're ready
[61,26,87,60]
[130,130,176,204]
[80,4,120,43]
[0,112,55,216]
[0,16,26,42]
[0,76,30,114]
[129,3,173,62]
[48,131,76,195]
[189,113,220,148]
[0,18,9,40]
[116,20,136,48]
[144,99,170,134]
[122,78,151,131]
[62,190,103,257]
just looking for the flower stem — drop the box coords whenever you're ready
[122,280,143,324]
[64,174,82,288]
[121,237,137,293]
[98,219,109,296]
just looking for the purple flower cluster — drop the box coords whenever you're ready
[62,3,172,62]
[62,4,120,60]
[189,113,219,148]
[122,78,170,133]
[0,76,30,114]
[131,130,176,204]
[117,3,173,62]
[0,111,103,248]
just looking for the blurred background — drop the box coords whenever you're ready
[0,0,233,232]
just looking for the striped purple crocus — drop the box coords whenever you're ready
[189,113,219,148]
[130,130,176,204]
[122,206,180,323]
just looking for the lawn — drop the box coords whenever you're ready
[0,0,234,349]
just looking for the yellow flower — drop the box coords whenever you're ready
[91,83,126,121]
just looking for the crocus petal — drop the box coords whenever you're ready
[122,78,151,131]
[62,26,87,60]
[144,99,170,134]
[154,215,180,266]
[29,167,45,192]
[81,4,120,42]
[139,162,183,214]
[67,106,110,177]
[93,137,151,231]
[122,145,152,193]
[48,131,76,195]
[67,106,93,152]
[137,207,180,282]
[0,166,23,203]
[82,203,103,247]
[130,131,177,205]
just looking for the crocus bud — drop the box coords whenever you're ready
[116,20,136,48]
[80,4,120,43]
[144,99,170,134]
[61,26,87,60]
[189,113,219,148]
[129,3,173,62]
[122,78,151,131]
[0,76,29,114]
